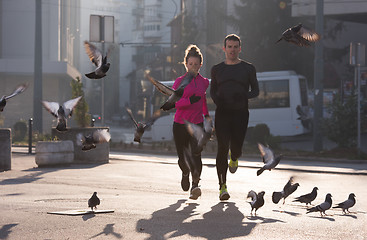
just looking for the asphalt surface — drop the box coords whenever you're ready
[1,150,366,240]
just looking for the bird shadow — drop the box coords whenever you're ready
[308,215,335,221]
[0,168,58,185]
[272,209,301,217]
[334,213,357,219]
[89,223,122,239]
[246,215,286,224]
[0,223,18,239]
[82,213,96,221]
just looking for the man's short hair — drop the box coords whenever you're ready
[224,34,241,47]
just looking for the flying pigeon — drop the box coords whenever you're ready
[276,23,320,47]
[272,176,300,204]
[144,70,195,111]
[76,129,111,151]
[125,106,160,143]
[257,143,282,176]
[88,192,100,211]
[84,40,113,79]
[293,187,318,206]
[184,115,214,154]
[247,190,265,216]
[306,193,332,217]
[0,83,28,112]
[42,96,82,132]
[333,193,356,214]
[296,105,312,130]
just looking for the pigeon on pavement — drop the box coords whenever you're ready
[76,129,111,151]
[257,143,282,176]
[333,193,356,214]
[42,96,82,132]
[247,190,265,216]
[145,70,195,111]
[84,41,113,79]
[0,83,28,112]
[88,192,100,211]
[293,187,319,206]
[276,23,320,47]
[306,193,332,217]
[125,106,160,143]
[184,115,214,154]
[272,176,300,204]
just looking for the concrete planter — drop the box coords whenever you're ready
[52,127,109,164]
[35,140,74,167]
[0,128,11,171]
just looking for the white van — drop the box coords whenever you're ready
[142,70,311,142]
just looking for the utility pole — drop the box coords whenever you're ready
[33,0,43,133]
[313,0,324,152]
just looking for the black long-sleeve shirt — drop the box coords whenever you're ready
[210,60,259,110]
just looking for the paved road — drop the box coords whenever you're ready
[1,152,366,239]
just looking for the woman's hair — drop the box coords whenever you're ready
[184,44,203,65]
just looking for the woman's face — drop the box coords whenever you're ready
[185,56,202,75]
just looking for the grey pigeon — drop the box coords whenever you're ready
[306,193,332,217]
[184,115,214,154]
[84,41,113,79]
[272,176,300,204]
[125,106,160,143]
[257,143,282,176]
[247,190,265,216]
[333,193,356,214]
[296,105,312,130]
[42,96,82,132]
[145,70,195,111]
[293,187,318,206]
[276,23,320,47]
[76,129,111,151]
[0,83,28,112]
[88,192,100,211]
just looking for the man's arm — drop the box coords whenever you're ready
[248,65,259,99]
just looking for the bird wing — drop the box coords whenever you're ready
[144,70,174,96]
[76,133,86,146]
[42,101,60,118]
[203,116,214,134]
[84,41,103,67]
[258,143,274,163]
[298,25,320,42]
[63,96,82,117]
[247,190,257,202]
[92,129,111,143]
[185,120,204,142]
[5,83,28,100]
[125,106,138,128]
[143,110,161,130]
[318,201,331,211]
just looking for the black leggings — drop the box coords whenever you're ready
[215,108,249,186]
[173,122,203,183]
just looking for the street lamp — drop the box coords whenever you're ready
[350,42,366,156]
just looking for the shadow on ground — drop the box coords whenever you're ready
[136,200,285,240]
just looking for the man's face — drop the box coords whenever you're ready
[223,40,241,61]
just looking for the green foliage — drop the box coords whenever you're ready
[322,93,364,148]
[246,123,281,149]
[13,120,27,142]
[70,77,91,127]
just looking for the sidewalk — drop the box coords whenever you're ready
[2,152,367,240]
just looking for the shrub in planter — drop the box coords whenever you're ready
[13,120,27,142]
